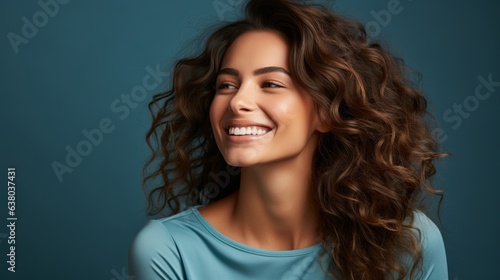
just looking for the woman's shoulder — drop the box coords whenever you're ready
[128,206,203,280]
[131,207,199,245]
[139,206,201,233]
[411,210,445,249]
[408,210,448,280]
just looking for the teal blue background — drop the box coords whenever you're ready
[1,0,498,279]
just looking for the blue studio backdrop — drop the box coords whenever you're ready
[1,0,499,279]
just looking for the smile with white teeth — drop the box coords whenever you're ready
[228,126,269,136]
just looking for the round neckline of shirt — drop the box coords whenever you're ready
[191,205,323,257]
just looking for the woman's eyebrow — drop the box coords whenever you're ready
[254,66,290,76]
[217,68,239,77]
[217,66,291,77]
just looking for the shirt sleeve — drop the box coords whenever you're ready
[413,211,449,280]
[128,220,184,280]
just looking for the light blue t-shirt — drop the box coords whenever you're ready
[128,205,448,280]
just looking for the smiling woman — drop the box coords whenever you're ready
[129,0,448,279]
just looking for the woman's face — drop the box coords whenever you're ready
[210,31,322,167]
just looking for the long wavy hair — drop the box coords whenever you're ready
[142,0,447,279]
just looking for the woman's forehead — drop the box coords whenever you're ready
[220,31,290,71]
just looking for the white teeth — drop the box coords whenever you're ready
[228,126,269,136]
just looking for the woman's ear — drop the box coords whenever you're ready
[316,122,329,133]
[314,109,330,133]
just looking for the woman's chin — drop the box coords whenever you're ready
[223,156,259,168]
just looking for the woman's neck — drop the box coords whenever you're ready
[230,149,321,250]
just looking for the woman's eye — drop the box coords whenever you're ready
[217,83,237,90]
[263,81,284,88]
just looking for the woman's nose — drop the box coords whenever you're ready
[229,84,257,114]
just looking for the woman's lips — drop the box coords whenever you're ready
[224,126,273,143]
[222,121,274,143]
[227,126,270,136]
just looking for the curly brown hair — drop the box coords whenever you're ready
[142,0,447,279]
